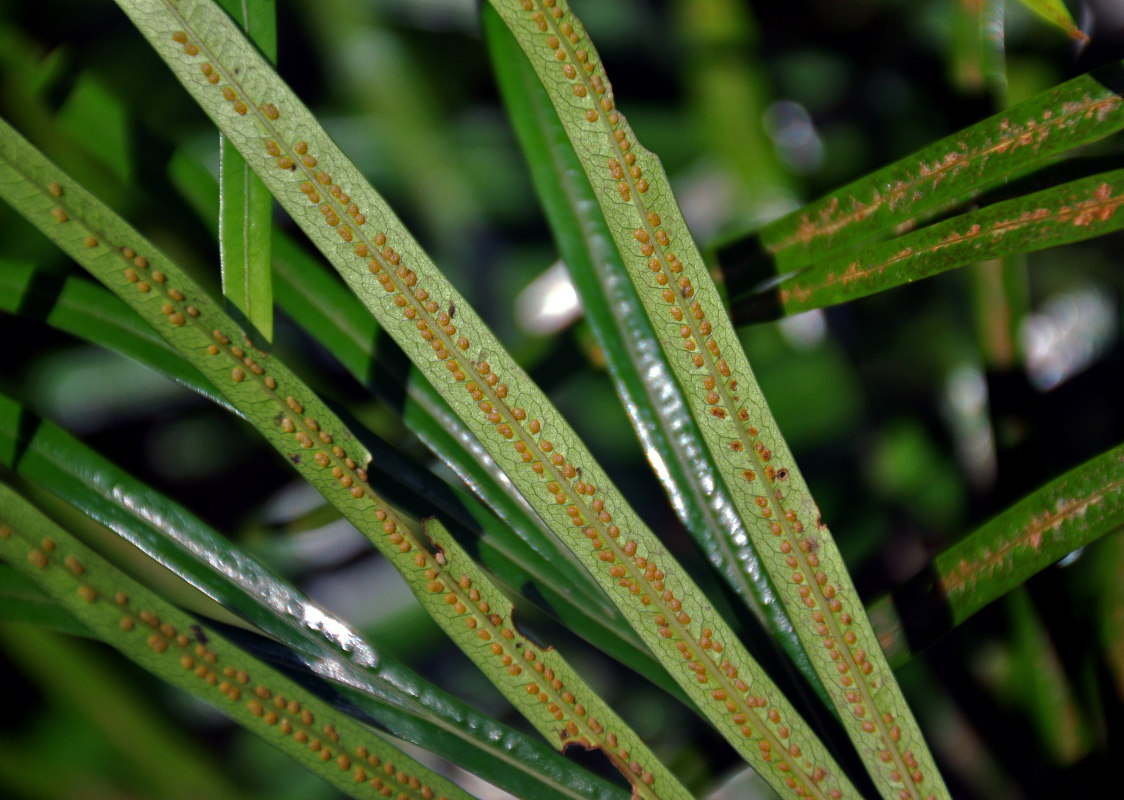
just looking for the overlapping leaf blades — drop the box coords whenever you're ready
[480,3,832,716]
[485,1,950,798]
[0,111,685,799]
[0,389,630,800]
[113,0,862,796]
[717,58,1124,320]
[0,485,473,800]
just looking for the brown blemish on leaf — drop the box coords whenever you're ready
[940,477,1124,595]
[783,180,1124,305]
[768,94,1123,255]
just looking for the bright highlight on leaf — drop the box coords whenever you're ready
[0,385,640,800]
[0,101,682,800]
[0,484,472,800]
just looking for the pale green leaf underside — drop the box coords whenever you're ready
[485,1,950,799]
[0,106,681,799]
[0,484,471,800]
[480,5,834,717]
[112,0,859,796]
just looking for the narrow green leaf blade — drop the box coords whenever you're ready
[1006,588,1093,763]
[114,1,856,796]
[216,0,276,341]
[482,4,832,711]
[0,484,475,800]
[743,169,1124,318]
[716,61,1124,283]
[219,139,273,338]
[1092,530,1124,701]
[869,442,1124,665]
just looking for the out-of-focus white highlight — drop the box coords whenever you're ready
[778,309,827,350]
[943,363,996,489]
[763,100,825,175]
[516,260,581,334]
[1021,284,1115,391]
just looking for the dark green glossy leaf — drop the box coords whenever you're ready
[216,0,276,341]
[715,60,1124,293]
[869,443,1124,665]
[738,169,1124,320]
[0,392,629,800]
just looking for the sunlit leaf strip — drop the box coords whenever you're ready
[0,120,685,800]
[116,1,850,797]
[492,1,949,798]
[0,487,466,800]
